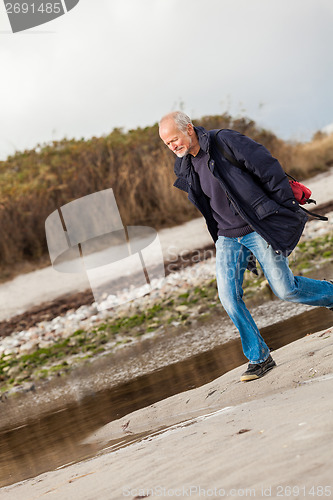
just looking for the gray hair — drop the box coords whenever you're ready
[173,111,193,133]
[159,111,193,133]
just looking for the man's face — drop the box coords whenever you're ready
[159,121,193,158]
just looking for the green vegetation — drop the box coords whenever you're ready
[292,234,332,273]
[1,113,332,279]
[0,282,220,392]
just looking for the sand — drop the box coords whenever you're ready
[1,325,332,499]
[0,168,332,498]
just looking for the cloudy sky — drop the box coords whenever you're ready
[0,0,333,160]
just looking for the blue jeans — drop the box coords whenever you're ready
[215,232,333,364]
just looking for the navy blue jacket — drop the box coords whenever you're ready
[173,127,308,256]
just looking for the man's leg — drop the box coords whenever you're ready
[241,233,333,308]
[215,236,271,364]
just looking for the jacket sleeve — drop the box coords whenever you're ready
[217,129,298,210]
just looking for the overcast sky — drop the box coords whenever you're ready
[0,0,333,160]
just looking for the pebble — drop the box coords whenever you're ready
[0,212,332,359]
[19,341,39,354]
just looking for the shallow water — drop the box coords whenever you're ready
[0,306,332,487]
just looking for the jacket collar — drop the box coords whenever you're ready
[195,126,210,154]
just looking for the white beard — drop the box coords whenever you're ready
[175,136,192,158]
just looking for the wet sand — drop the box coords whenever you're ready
[1,325,332,499]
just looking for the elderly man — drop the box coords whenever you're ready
[159,111,333,382]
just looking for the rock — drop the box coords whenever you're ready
[9,382,35,395]
[19,341,39,355]
[197,305,209,314]
[175,305,189,312]
[147,323,160,329]
[38,340,54,349]
[2,354,13,362]
[4,345,18,355]
[7,365,21,377]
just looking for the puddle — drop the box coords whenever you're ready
[0,306,332,487]
[94,405,235,459]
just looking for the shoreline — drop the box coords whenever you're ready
[0,168,332,496]
[0,209,332,420]
[0,297,332,431]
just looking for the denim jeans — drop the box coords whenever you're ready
[215,232,333,364]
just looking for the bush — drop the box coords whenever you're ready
[0,114,332,273]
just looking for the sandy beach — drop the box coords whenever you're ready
[0,168,332,499]
[1,326,332,499]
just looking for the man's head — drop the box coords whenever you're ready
[159,111,200,157]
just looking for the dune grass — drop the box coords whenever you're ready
[0,113,332,280]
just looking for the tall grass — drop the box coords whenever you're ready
[0,113,332,274]
[289,131,333,177]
